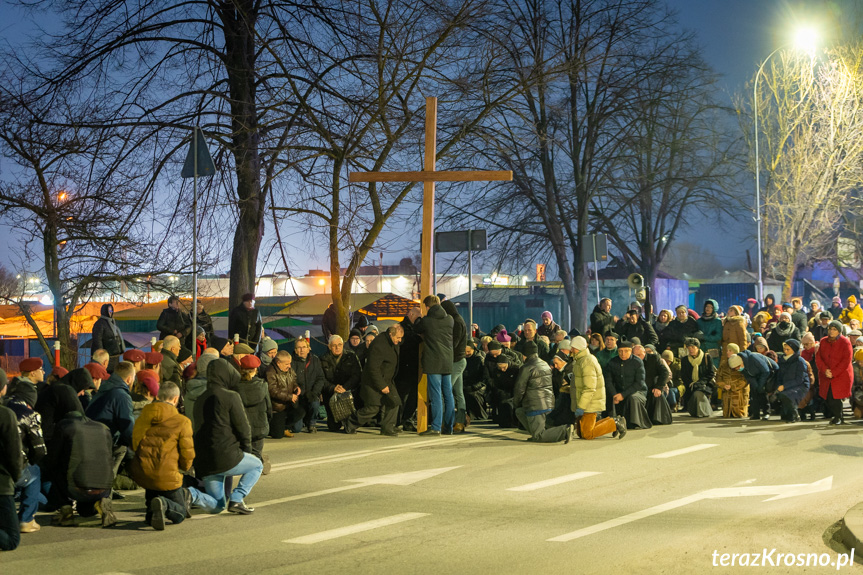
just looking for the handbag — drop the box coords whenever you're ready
[329,390,355,422]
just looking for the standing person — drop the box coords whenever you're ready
[5,381,45,535]
[413,295,454,436]
[395,307,422,431]
[160,336,183,386]
[816,320,854,425]
[537,311,560,340]
[236,355,272,471]
[512,341,573,444]
[0,373,21,551]
[829,296,845,321]
[790,299,809,335]
[291,338,326,433]
[228,293,263,348]
[766,313,801,353]
[590,298,616,339]
[321,303,338,342]
[759,293,777,314]
[697,300,723,367]
[90,304,125,371]
[266,351,303,439]
[569,337,625,440]
[156,296,191,343]
[441,300,468,433]
[659,305,703,356]
[776,340,809,422]
[680,338,715,418]
[128,382,194,530]
[190,358,262,515]
[617,310,658,347]
[603,342,651,429]
[345,325,403,436]
[192,300,215,348]
[319,335,362,432]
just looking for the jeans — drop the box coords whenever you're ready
[15,464,41,523]
[0,495,19,551]
[145,488,187,525]
[294,396,321,432]
[189,452,263,513]
[451,359,467,425]
[426,373,454,432]
[269,404,305,438]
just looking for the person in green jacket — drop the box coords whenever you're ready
[697,299,723,367]
[595,333,619,368]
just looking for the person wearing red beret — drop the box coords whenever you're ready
[131,370,160,419]
[10,358,44,402]
[237,355,272,473]
[144,352,163,381]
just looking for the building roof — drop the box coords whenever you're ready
[276,293,417,320]
[448,286,565,305]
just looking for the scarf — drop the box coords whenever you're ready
[687,350,704,383]
[773,321,795,337]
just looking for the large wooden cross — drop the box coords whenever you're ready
[349,97,512,300]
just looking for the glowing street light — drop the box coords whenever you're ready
[752,27,819,303]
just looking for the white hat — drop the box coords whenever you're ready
[728,354,743,369]
[571,336,588,351]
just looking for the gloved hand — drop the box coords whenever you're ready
[574,408,585,418]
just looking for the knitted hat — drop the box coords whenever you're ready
[84,362,109,381]
[728,354,744,369]
[727,343,740,354]
[495,354,510,365]
[554,351,568,363]
[123,349,146,363]
[779,312,792,322]
[629,337,642,347]
[850,295,858,304]
[541,311,553,320]
[19,358,42,373]
[260,338,279,353]
[488,341,502,351]
[833,296,842,304]
[683,337,700,348]
[558,339,572,351]
[242,293,255,302]
[810,300,820,307]
[828,320,844,333]
[661,350,674,363]
[496,330,511,343]
[523,341,538,356]
[820,311,833,320]
[178,348,193,363]
[645,344,657,353]
[801,332,816,344]
[571,336,588,351]
[784,339,801,354]
[349,329,362,339]
[855,349,863,363]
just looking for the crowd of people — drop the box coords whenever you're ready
[0,290,859,551]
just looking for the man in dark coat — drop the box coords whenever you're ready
[603,342,652,429]
[90,304,125,367]
[345,325,403,436]
[228,293,263,348]
[590,298,616,339]
[463,341,487,420]
[292,337,327,433]
[85,362,135,448]
[617,310,659,347]
[811,311,832,342]
[320,335,363,431]
[156,296,191,342]
[322,303,338,342]
[514,319,551,362]
[189,358,261,515]
[441,300,468,432]
[634,344,672,425]
[189,300,215,350]
[414,295,454,435]
[160,336,183,386]
[513,341,572,443]
[659,305,704,354]
[395,307,422,430]
[0,375,22,550]
[487,354,520,427]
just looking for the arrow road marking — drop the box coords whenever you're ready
[547,476,833,542]
[647,443,718,459]
[507,472,603,492]
[191,466,460,519]
[284,513,429,544]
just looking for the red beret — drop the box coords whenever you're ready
[52,366,69,378]
[242,293,255,302]
[182,363,196,379]
[123,349,146,362]
[239,355,261,369]
[136,369,159,397]
[19,358,43,373]
[145,351,163,365]
[84,362,110,381]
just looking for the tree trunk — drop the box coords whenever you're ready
[219,2,264,310]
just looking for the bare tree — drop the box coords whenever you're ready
[738,45,863,301]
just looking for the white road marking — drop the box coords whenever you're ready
[268,429,513,473]
[191,466,460,519]
[548,476,833,542]
[506,472,603,492]
[284,512,429,544]
[647,443,718,459]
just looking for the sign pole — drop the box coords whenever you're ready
[191,127,198,355]
[468,229,473,333]
[593,234,600,305]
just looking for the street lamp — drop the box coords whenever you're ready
[752,27,818,304]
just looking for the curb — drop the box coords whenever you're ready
[839,502,863,561]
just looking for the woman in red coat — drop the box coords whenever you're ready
[815,320,853,424]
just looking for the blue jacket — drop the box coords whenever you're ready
[738,350,778,393]
[85,374,135,447]
[777,353,810,405]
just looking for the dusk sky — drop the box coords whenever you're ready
[0,0,842,278]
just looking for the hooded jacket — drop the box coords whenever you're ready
[570,347,607,414]
[0,405,21,496]
[777,345,810,406]
[441,300,467,363]
[414,304,454,374]
[85,373,135,447]
[697,300,723,354]
[738,350,777,393]
[192,359,251,476]
[46,411,113,493]
[184,352,218,429]
[129,401,194,491]
[91,303,125,356]
[236,375,272,440]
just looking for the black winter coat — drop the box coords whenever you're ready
[85,374,135,447]
[157,307,191,341]
[320,350,363,395]
[35,382,84,444]
[679,352,716,396]
[659,317,703,353]
[766,321,801,354]
[192,359,251,476]
[604,356,647,398]
[236,376,272,440]
[0,405,21,496]
[360,332,400,407]
[464,352,486,393]
[414,305,454,374]
[512,355,554,413]
[618,319,659,347]
[590,306,616,338]
[228,304,263,347]
[441,300,467,362]
[91,304,125,355]
[46,412,113,492]
[395,316,421,386]
[292,353,327,398]
[643,353,671,391]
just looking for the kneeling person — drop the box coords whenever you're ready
[570,337,625,439]
[345,325,403,436]
[513,342,573,443]
[604,341,652,429]
[128,382,195,530]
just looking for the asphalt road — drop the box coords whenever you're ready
[5,413,863,574]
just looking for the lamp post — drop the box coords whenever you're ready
[752,28,818,304]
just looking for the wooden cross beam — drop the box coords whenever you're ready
[348,96,512,300]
